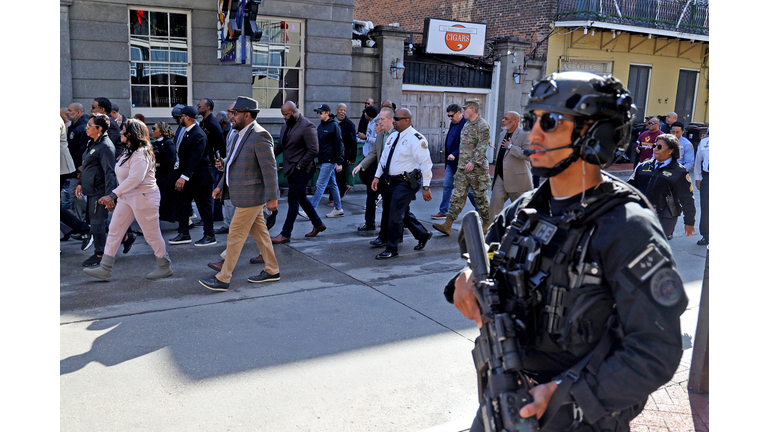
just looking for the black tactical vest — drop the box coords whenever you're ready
[489,175,652,360]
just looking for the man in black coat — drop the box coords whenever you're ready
[65,102,90,222]
[327,103,358,203]
[91,97,124,157]
[169,106,217,247]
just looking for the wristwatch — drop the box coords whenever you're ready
[423,186,430,191]
[109,192,118,200]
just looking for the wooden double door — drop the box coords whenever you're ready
[401,91,487,163]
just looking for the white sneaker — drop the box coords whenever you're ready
[298,210,309,220]
[326,209,344,218]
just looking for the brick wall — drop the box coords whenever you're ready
[354,0,557,60]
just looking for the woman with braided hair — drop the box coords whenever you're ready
[84,119,173,282]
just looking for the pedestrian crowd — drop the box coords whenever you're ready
[60,94,710,289]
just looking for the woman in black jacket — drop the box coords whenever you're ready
[628,134,696,239]
[75,113,117,267]
[151,121,177,224]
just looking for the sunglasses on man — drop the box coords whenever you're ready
[393,116,410,122]
[522,111,572,133]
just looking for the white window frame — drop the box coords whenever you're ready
[251,15,305,118]
[127,7,193,118]
[628,63,653,121]
[678,68,700,122]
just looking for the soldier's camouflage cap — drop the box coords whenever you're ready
[463,98,480,108]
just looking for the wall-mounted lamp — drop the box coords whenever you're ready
[513,65,526,84]
[584,27,588,34]
[390,58,405,80]
[591,29,595,36]
[611,30,616,38]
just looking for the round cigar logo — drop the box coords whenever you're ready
[445,25,471,51]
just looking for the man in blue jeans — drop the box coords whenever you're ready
[432,104,475,219]
[301,104,345,220]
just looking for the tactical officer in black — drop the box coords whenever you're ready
[628,133,696,239]
[445,71,688,432]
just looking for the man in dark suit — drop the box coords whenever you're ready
[197,98,227,164]
[270,101,325,243]
[91,97,124,157]
[169,105,217,247]
[200,96,280,291]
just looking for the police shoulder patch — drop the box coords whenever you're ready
[649,267,684,306]
[685,174,691,183]
[421,141,428,149]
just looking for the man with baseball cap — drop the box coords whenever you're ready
[302,104,345,224]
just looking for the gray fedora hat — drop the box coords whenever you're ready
[232,96,260,114]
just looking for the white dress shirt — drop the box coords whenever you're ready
[374,125,433,187]
[693,137,709,181]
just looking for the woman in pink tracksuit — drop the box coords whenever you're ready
[84,119,173,281]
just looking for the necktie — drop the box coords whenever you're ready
[382,132,400,177]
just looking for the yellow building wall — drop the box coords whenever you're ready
[546,29,709,123]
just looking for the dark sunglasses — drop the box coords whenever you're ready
[365,102,372,106]
[393,116,410,122]
[91,105,99,110]
[447,112,457,118]
[653,144,667,150]
[522,111,572,133]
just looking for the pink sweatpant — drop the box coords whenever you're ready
[104,190,167,258]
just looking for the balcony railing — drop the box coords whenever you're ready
[556,0,709,36]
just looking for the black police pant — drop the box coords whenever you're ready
[85,195,109,255]
[361,168,379,227]
[699,172,709,238]
[660,216,677,237]
[176,169,215,238]
[280,168,323,238]
[383,180,429,253]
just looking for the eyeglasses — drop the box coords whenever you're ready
[86,124,95,128]
[365,102,372,106]
[447,112,457,118]
[653,144,667,150]
[393,116,410,122]
[648,121,659,126]
[91,105,98,110]
[522,111,572,133]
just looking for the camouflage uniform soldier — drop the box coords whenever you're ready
[433,99,492,235]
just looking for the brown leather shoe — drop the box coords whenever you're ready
[207,260,224,272]
[250,254,264,264]
[271,234,291,244]
[305,223,327,237]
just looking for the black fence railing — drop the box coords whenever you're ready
[403,61,493,89]
[556,0,709,36]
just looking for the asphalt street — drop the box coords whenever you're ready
[60,176,708,432]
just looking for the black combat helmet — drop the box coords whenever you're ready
[525,71,636,168]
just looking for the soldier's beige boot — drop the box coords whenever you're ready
[433,215,455,236]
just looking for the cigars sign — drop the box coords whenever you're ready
[423,18,487,57]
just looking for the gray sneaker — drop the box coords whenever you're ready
[248,270,280,283]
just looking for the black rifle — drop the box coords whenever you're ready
[458,211,538,432]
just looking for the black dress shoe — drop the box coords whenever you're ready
[414,232,432,251]
[199,277,230,292]
[214,226,229,235]
[194,235,217,247]
[194,220,205,227]
[375,251,398,260]
[122,232,137,254]
[697,237,708,245]
[169,233,192,245]
[358,224,376,231]
[369,238,385,248]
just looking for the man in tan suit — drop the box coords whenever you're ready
[199,96,280,291]
[489,111,533,218]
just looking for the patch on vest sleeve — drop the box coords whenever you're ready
[627,244,668,282]
[649,267,684,306]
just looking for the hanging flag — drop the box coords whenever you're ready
[136,10,144,26]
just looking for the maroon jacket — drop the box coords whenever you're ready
[275,113,319,178]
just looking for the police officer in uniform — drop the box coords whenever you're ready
[433,98,493,236]
[371,108,434,259]
[628,134,696,239]
[445,71,687,432]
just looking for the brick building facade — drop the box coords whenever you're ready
[354,0,557,61]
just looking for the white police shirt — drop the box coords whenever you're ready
[375,125,433,188]
[693,137,709,181]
